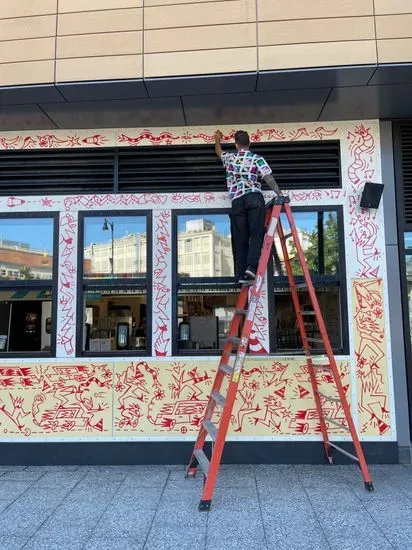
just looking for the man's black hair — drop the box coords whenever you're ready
[234,130,250,148]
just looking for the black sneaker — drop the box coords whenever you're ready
[239,266,256,284]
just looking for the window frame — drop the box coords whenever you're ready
[172,208,238,356]
[77,210,152,357]
[268,205,349,355]
[0,211,59,358]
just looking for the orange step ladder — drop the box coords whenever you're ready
[186,196,374,511]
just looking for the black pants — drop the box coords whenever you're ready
[230,192,266,279]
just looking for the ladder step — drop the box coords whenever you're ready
[194,449,210,476]
[219,364,234,376]
[310,363,332,369]
[295,283,308,289]
[227,337,241,346]
[211,391,226,408]
[299,310,316,316]
[316,390,340,403]
[235,309,248,316]
[328,442,359,463]
[325,417,350,431]
[203,420,217,441]
[306,338,324,344]
[283,232,292,240]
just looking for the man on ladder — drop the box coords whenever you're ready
[214,129,283,283]
[187,132,374,512]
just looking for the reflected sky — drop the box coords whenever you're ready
[84,216,147,246]
[0,218,53,253]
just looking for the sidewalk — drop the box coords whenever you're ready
[0,463,410,550]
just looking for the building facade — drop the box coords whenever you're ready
[0,0,411,464]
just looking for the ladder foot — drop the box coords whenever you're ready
[364,481,374,492]
[185,467,197,478]
[199,499,212,512]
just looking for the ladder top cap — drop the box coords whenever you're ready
[265,195,291,208]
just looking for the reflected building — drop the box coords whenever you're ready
[0,239,53,280]
[84,233,147,277]
[178,219,233,278]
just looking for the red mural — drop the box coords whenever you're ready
[153,211,172,357]
[353,280,391,436]
[113,359,350,436]
[0,134,108,150]
[0,364,112,437]
[347,125,381,278]
[116,127,338,146]
[57,213,78,356]
[114,362,212,433]
[249,287,269,354]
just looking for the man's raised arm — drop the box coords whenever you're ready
[214,130,223,158]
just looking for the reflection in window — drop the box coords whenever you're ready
[271,209,344,353]
[0,289,52,352]
[83,290,147,353]
[83,216,147,278]
[0,218,54,280]
[177,215,234,278]
[274,286,342,351]
[177,291,238,352]
[273,211,339,277]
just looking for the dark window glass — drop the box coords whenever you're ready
[83,289,147,353]
[177,290,238,352]
[271,209,344,354]
[0,289,53,353]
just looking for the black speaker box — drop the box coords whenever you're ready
[360,182,384,209]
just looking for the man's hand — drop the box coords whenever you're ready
[215,130,223,158]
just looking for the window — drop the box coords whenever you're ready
[79,213,150,355]
[270,208,347,354]
[175,212,238,354]
[0,215,57,355]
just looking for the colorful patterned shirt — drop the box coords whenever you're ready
[221,149,272,202]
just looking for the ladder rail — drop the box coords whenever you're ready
[187,197,374,510]
[200,204,283,505]
[276,219,332,460]
[187,286,249,476]
[283,203,372,486]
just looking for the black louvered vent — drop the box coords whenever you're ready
[0,149,115,195]
[0,140,341,196]
[118,141,341,193]
[399,123,412,224]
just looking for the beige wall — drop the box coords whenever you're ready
[1,0,412,86]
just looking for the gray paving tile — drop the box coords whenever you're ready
[1,470,45,482]
[38,502,106,533]
[30,472,85,488]
[124,466,171,487]
[207,488,265,549]
[0,504,55,536]
[84,537,142,550]
[0,481,32,500]
[146,528,205,550]
[265,525,329,550]
[363,500,412,548]
[0,537,29,550]
[0,466,27,471]
[151,489,208,528]
[24,466,80,472]
[23,532,89,550]
[93,489,162,538]
[20,486,72,507]
[328,535,393,550]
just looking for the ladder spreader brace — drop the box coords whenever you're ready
[186,196,374,512]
